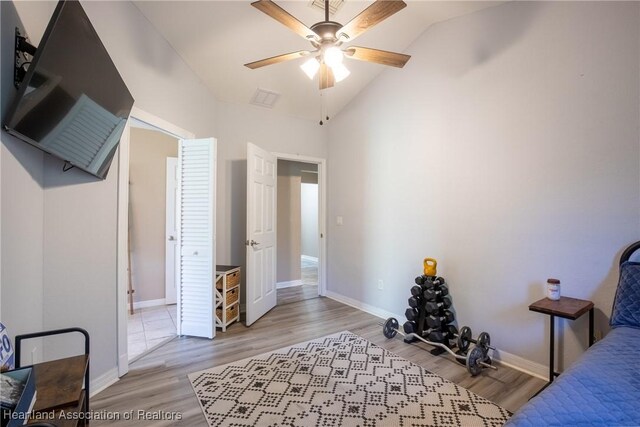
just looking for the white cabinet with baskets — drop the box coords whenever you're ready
[215,265,241,331]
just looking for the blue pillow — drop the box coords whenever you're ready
[610,261,640,329]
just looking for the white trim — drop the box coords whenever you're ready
[273,152,327,299]
[325,290,548,381]
[132,298,167,310]
[301,255,318,263]
[129,107,194,141]
[276,280,303,289]
[325,290,404,323]
[91,367,119,397]
[492,350,548,380]
[117,108,195,380]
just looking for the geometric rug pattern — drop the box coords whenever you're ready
[189,331,510,426]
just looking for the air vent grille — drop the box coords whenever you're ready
[309,0,345,16]
[250,88,280,109]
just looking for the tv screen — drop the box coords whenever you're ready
[3,0,134,179]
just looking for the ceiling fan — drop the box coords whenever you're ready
[245,0,411,90]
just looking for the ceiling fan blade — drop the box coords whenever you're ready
[251,0,317,40]
[338,0,407,42]
[245,51,311,69]
[345,46,410,68]
[319,63,335,90]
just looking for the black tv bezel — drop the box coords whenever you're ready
[3,0,133,180]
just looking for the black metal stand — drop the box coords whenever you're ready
[14,27,37,88]
[15,327,91,415]
[531,307,595,398]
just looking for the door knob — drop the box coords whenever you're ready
[250,240,259,247]
[168,235,176,241]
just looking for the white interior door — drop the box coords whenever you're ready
[165,157,178,305]
[177,138,216,338]
[246,142,277,326]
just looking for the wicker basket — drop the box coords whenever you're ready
[216,303,238,321]
[227,271,240,288]
[226,287,239,305]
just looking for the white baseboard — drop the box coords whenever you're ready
[492,350,548,380]
[325,290,548,381]
[133,298,166,310]
[301,255,318,263]
[91,367,119,397]
[277,280,303,289]
[325,290,404,323]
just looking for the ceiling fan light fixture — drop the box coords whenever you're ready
[300,57,320,79]
[323,46,343,68]
[331,62,350,82]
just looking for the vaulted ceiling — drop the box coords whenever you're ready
[134,1,502,121]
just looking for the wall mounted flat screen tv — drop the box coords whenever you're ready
[3,0,134,179]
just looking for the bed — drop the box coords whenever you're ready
[506,241,640,426]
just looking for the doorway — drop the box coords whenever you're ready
[126,122,179,361]
[276,160,320,305]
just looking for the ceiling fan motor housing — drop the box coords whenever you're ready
[310,21,344,43]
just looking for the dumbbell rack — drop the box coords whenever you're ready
[405,275,455,356]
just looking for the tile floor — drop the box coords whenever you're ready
[128,304,177,361]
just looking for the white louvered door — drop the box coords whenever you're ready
[177,138,216,338]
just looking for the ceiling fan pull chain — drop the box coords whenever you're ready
[319,91,324,125]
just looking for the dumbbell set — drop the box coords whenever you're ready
[403,275,457,350]
[381,271,498,377]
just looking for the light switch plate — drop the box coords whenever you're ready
[336,216,343,226]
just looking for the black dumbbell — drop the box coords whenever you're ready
[427,325,459,342]
[404,321,440,337]
[410,285,423,296]
[415,275,429,285]
[424,276,446,287]
[425,310,455,329]
[423,285,449,301]
[408,296,423,308]
[403,321,418,334]
[405,307,419,321]
[424,297,452,315]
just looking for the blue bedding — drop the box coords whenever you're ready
[505,326,640,426]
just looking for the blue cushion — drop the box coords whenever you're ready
[610,262,640,329]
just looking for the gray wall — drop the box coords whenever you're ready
[0,0,327,386]
[301,183,319,259]
[129,128,178,302]
[327,1,640,372]
[277,173,301,283]
[275,161,319,283]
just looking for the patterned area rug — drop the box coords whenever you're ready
[189,331,510,426]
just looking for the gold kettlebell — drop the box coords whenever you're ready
[423,258,437,276]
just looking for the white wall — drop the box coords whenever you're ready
[327,1,640,373]
[0,0,46,365]
[1,0,327,386]
[214,101,327,299]
[301,183,319,259]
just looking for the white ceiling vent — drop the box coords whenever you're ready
[250,88,281,109]
[309,0,345,16]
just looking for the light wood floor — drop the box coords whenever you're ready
[276,284,319,305]
[93,297,544,426]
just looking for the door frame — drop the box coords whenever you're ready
[116,107,194,377]
[165,157,178,305]
[272,152,327,297]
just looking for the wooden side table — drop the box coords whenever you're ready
[529,296,594,397]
